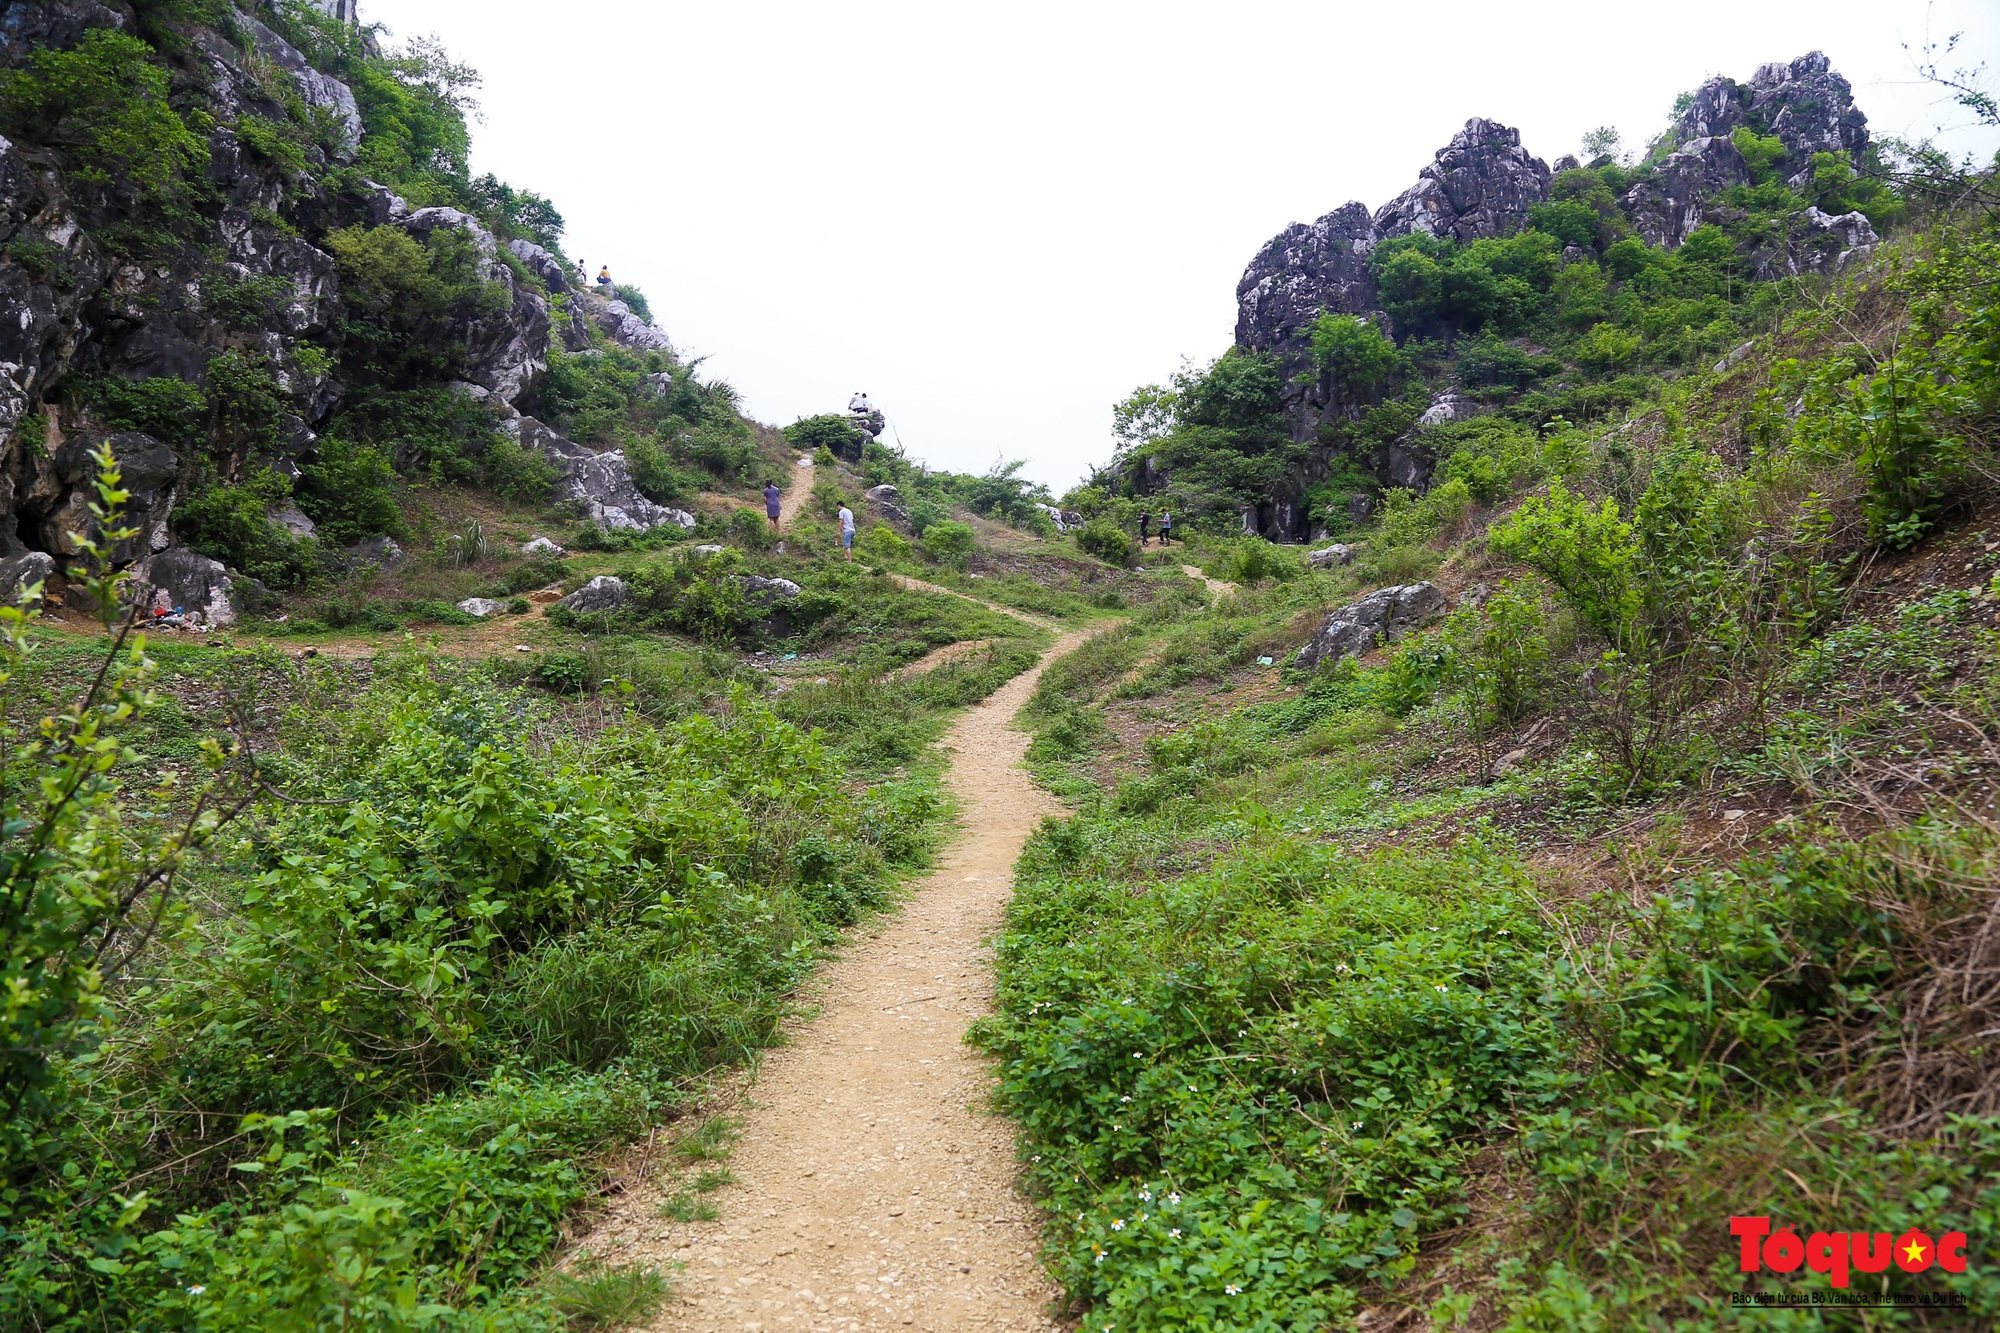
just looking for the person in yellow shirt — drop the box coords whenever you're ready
[596,265,613,290]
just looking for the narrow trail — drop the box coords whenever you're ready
[1180,563,1236,599]
[781,455,816,531]
[886,574,1062,634]
[593,630,1096,1332]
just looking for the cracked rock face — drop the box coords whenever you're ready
[1373,119,1551,244]
[1294,582,1445,670]
[1672,51,1868,184]
[511,417,695,532]
[1621,135,1753,249]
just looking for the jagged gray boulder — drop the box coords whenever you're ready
[1672,52,1868,185]
[1035,503,1085,533]
[521,535,565,556]
[398,208,548,409]
[243,13,361,159]
[1307,544,1353,569]
[42,432,180,560]
[506,239,571,292]
[271,505,317,538]
[556,575,629,614]
[455,597,505,618]
[1747,207,1879,280]
[510,417,695,532]
[1294,582,1445,669]
[1621,135,1752,249]
[131,548,237,628]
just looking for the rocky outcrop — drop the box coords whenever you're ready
[1234,202,1380,415]
[737,574,802,602]
[566,289,673,354]
[1670,52,1868,186]
[509,417,695,532]
[1294,582,1444,669]
[1748,207,1879,280]
[556,575,629,614]
[521,534,565,556]
[42,432,179,560]
[242,13,362,160]
[400,207,549,410]
[865,483,911,526]
[1035,503,1085,533]
[455,597,504,618]
[507,239,571,292]
[1620,135,1753,249]
[1373,119,1551,243]
[1306,544,1353,569]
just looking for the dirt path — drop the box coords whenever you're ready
[585,632,1094,1331]
[884,639,996,682]
[1180,563,1236,598]
[886,574,1062,634]
[781,454,816,530]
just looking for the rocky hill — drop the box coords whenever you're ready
[1097,52,1896,541]
[0,0,690,623]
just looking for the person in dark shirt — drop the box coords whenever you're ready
[1138,511,1151,546]
[763,479,782,529]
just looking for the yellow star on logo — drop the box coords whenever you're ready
[1902,1238,1928,1265]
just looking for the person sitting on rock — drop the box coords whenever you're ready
[849,391,872,414]
[596,265,613,290]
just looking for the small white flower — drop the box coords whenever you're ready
[1167,1192,1180,1205]
[187,1286,206,1296]
[1435,984,1448,992]
[1032,1155,1042,1162]
[1131,1052,1141,1059]
[1140,1190,1153,1201]
[1111,1218,1124,1231]
[1096,1252,1106,1264]
[1169,1228,1181,1238]
[1226,1283,1242,1295]
[1352,1121,1363,1130]
[1336,963,1350,973]
[1119,1095,1131,1103]
[1497,929,1510,935]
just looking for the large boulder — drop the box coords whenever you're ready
[569,290,673,353]
[1373,119,1551,244]
[455,597,505,618]
[737,574,802,601]
[1306,544,1353,569]
[1294,582,1445,670]
[507,238,571,292]
[556,575,629,614]
[130,548,237,628]
[1747,207,1879,280]
[0,550,55,606]
[509,417,695,532]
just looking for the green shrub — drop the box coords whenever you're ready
[920,519,975,570]
[784,414,865,456]
[298,437,402,545]
[1076,518,1135,567]
[1205,537,1302,585]
[1378,476,1473,547]
[174,469,320,590]
[0,30,205,229]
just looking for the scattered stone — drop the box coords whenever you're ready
[1491,747,1532,779]
[693,544,726,556]
[555,575,629,614]
[1713,339,1757,374]
[515,644,532,652]
[738,575,802,601]
[1294,582,1445,670]
[1306,543,1353,569]
[521,535,565,556]
[455,597,505,618]
[1722,808,1748,823]
[344,536,405,570]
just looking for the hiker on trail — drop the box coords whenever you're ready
[1138,511,1151,546]
[764,479,782,529]
[838,503,856,560]
[596,265,613,290]
[1159,509,1173,544]
[849,391,872,413]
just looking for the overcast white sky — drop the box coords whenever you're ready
[363,0,1998,490]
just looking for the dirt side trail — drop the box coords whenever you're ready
[596,631,1095,1332]
[781,454,816,529]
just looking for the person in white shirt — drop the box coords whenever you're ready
[837,504,856,559]
[849,391,872,414]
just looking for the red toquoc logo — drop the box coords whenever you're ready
[1732,1216,1970,1289]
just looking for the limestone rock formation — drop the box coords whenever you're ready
[0,550,55,604]
[522,535,565,556]
[509,418,695,532]
[1294,582,1445,669]
[1306,544,1353,569]
[1373,119,1552,243]
[456,597,505,618]
[1671,52,1868,186]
